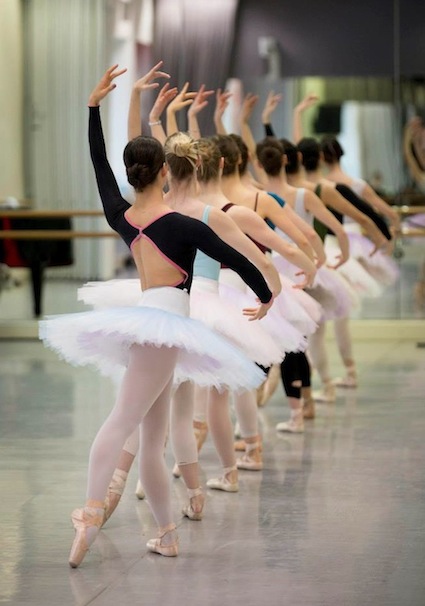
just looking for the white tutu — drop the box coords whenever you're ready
[190,277,284,365]
[40,287,265,393]
[325,236,383,298]
[79,277,284,365]
[219,269,308,353]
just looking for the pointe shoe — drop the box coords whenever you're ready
[206,467,239,492]
[172,463,182,478]
[146,523,179,557]
[332,367,357,388]
[182,487,204,521]
[303,398,316,419]
[69,505,105,568]
[135,480,145,500]
[236,442,263,471]
[276,417,304,433]
[313,381,336,402]
[193,420,208,452]
[102,469,128,526]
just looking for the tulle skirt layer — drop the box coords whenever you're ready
[40,286,265,393]
[271,254,352,322]
[325,236,383,298]
[190,277,284,365]
[79,277,284,365]
[345,230,400,287]
[219,269,309,353]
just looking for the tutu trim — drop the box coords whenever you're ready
[40,286,265,393]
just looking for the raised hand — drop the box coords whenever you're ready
[132,60,170,93]
[188,84,215,118]
[295,93,320,113]
[261,90,282,123]
[214,88,232,122]
[240,93,259,123]
[88,64,127,106]
[149,83,178,123]
[167,82,197,115]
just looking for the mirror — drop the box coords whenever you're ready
[1,0,424,332]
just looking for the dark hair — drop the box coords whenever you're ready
[321,136,344,164]
[229,134,249,175]
[297,137,320,171]
[280,139,299,174]
[197,138,221,182]
[256,137,284,176]
[211,134,240,176]
[123,136,165,192]
[164,132,198,181]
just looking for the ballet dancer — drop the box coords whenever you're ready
[39,65,276,567]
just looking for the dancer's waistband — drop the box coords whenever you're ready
[138,287,189,317]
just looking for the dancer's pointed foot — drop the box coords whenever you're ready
[69,503,105,568]
[206,466,239,492]
[146,523,179,557]
[313,380,336,402]
[182,487,204,521]
[236,440,263,471]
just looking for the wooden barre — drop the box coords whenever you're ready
[395,206,425,215]
[0,230,118,239]
[400,227,425,237]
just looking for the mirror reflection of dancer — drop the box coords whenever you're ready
[249,92,391,400]
[39,65,276,568]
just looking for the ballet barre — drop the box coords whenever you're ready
[0,209,118,239]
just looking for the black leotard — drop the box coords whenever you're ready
[88,107,272,303]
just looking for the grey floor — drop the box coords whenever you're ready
[1,332,425,606]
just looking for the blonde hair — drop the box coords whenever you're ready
[164,132,198,181]
[196,138,221,183]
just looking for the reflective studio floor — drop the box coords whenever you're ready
[1,324,425,606]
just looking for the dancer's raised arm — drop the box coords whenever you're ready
[127,61,170,140]
[187,84,214,139]
[292,93,319,143]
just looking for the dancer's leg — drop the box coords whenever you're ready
[192,385,209,451]
[298,352,315,419]
[233,389,263,470]
[170,381,204,519]
[276,352,304,433]
[206,387,238,492]
[69,343,178,567]
[103,428,140,523]
[308,321,336,402]
[332,316,357,387]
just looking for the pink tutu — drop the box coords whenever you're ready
[325,236,383,299]
[345,231,400,287]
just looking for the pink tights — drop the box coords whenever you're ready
[86,343,178,528]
